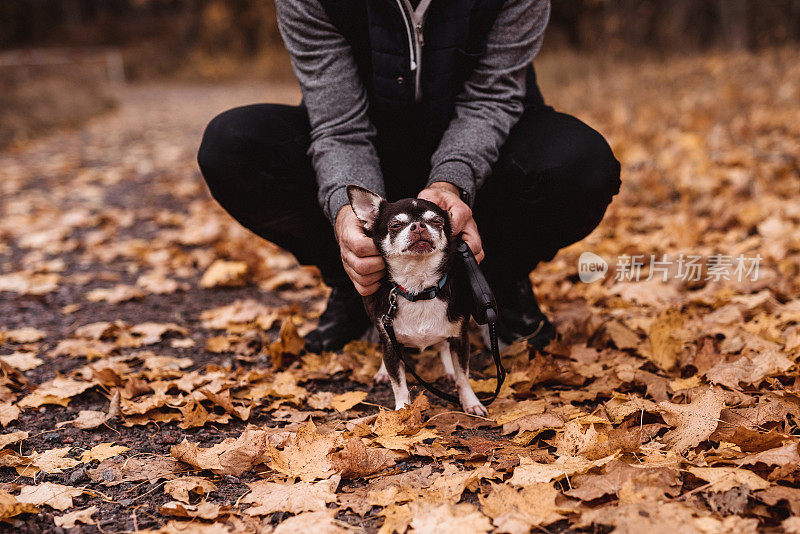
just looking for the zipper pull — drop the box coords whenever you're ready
[416,24,424,46]
[410,58,417,71]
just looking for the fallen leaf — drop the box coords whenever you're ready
[0,351,43,372]
[163,476,218,504]
[17,482,83,511]
[0,490,38,520]
[54,506,97,528]
[331,438,396,479]
[171,428,268,476]
[80,443,129,463]
[658,388,725,452]
[330,391,368,412]
[199,260,248,288]
[480,483,565,533]
[242,475,339,515]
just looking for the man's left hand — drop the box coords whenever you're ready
[418,182,485,263]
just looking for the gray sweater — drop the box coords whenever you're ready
[276,0,550,224]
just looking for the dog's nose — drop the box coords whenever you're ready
[410,222,421,232]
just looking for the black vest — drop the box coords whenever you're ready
[317,0,542,178]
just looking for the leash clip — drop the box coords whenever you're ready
[381,286,399,327]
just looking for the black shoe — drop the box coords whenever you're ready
[493,277,556,350]
[304,284,371,353]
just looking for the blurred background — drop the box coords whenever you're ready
[2,0,800,148]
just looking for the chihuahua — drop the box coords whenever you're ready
[346,185,487,416]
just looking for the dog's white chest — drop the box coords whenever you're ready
[393,298,460,350]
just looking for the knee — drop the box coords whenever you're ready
[197,107,259,198]
[559,126,621,203]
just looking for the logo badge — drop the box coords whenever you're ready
[578,252,608,283]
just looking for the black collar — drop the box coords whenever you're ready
[391,273,448,302]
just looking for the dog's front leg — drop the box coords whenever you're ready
[381,340,409,410]
[449,334,488,417]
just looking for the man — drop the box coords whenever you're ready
[197,0,621,353]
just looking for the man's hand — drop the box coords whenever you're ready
[335,206,386,295]
[418,182,485,263]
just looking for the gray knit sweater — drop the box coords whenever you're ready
[276,0,550,224]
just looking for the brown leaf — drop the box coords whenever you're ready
[565,460,681,501]
[408,502,492,534]
[163,476,217,504]
[199,259,248,288]
[18,376,95,408]
[265,421,337,481]
[687,466,770,492]
[54,506,97,528]
[658,388,725,452]
[480,483,565,533]
[85,284,144,303]
[0,490,38,520]
[242,476,339,515]
[80,443,129,463]
[17,483,83,511]
[738,443,800,467]
[645,308,684,370]
[160,500,225,520]
[171,428,268,476]
[331,438,396,479]
[706,351,793,389]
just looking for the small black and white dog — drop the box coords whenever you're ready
[347,185,487,416]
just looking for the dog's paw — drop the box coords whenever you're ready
[445,372,455,383]
[462,402,488,417]
[374,367,390,384]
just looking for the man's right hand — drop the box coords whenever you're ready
[335,206,386,295]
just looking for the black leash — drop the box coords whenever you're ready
[380,237,506,406]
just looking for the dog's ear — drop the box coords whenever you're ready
[347,185,383,231]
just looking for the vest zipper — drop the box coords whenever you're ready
[396,0,426,103]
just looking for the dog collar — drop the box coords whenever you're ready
[391,273,448,302]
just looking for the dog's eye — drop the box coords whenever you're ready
[429,219,444,228]
[389,222,404,230]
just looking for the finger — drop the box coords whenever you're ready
[447,205,472,234]
[355,281,381,296]
[354,269,385,286]
[344,251,385,276]
[350,236,381,258]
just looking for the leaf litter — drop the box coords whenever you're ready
[1,50,800,532]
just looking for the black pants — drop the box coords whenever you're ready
[197,103,621,287]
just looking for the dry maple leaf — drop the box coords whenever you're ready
[18,376,95,408]
[331,437,397,479]
[0,402,21,427]
[80,443,129,463]
[242,475,339,515]
[0,431,28,448]
[273,510,351,534]
[265,420,337,481]
[738,443,800,466]
[565,460,681,501]
[3,327,46,343]
[480,483,565,534]
[171,428,268,476]
[85,284,144,303]
[54,506,97,529]
[199,259,248,288]
[17,482,83,511]
[688,466,770,492]
[17,447,80,477]
[409,502,492,534]
[267,318,305,368]
[160,500,226,520]
[644,308,685,371]
[330,390,368,412]
[0,490,38,520]
[163,476,218,504]
[658,387,725,453]
[508,454,616,486]
[0,352,44,372]
[705,351,793,389]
